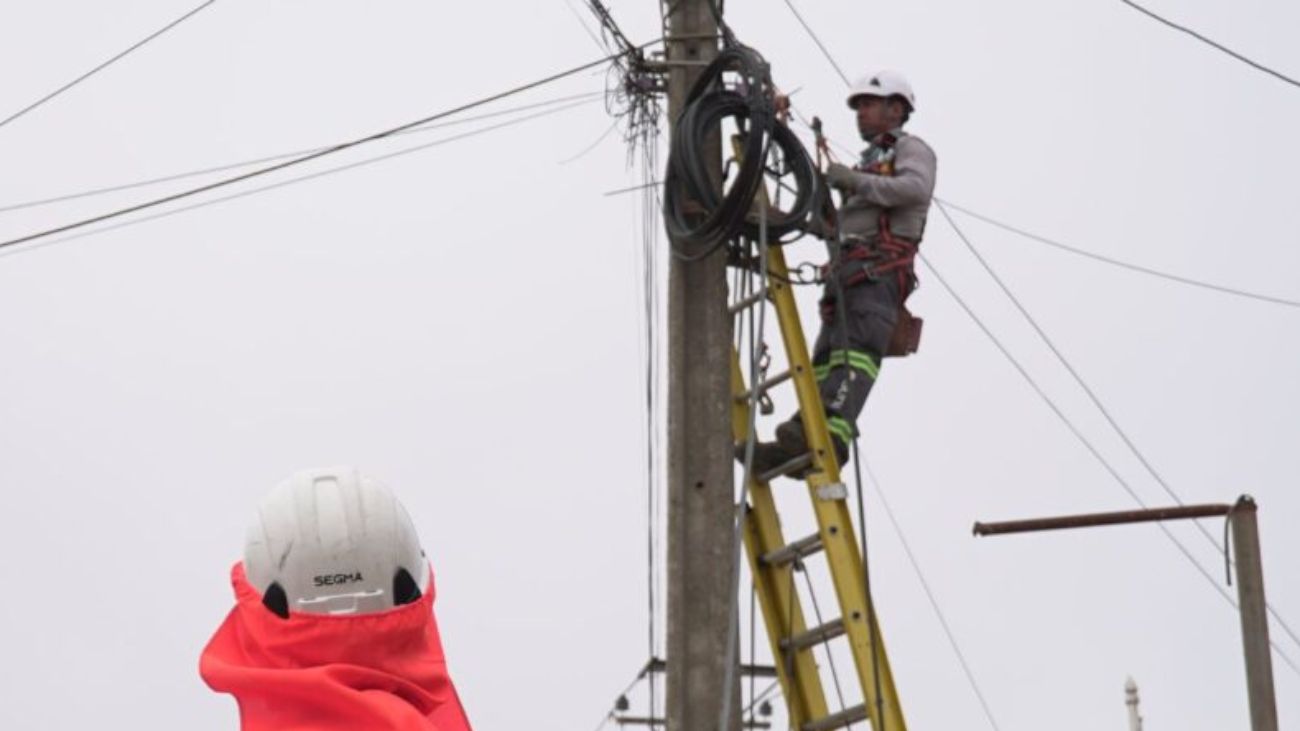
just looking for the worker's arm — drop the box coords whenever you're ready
[831,137,937,207]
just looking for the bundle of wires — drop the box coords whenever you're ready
[662,45,819,259]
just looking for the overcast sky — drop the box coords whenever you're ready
[2,1,1298,729]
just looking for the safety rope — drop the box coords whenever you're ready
[719,160,771,731]
[801,564,851,717]
[830,232,889,731]
[639,127,664,727]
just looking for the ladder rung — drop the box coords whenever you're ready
[756,452,812,484]
[616,716,769,730]
[761,532,823,566]
[729,291,767,315]
[614,717,662,727]
[802,704,869,731]
[780,618,845,654]
[734,370,792,404]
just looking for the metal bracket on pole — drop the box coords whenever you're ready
[974,498,1278,731]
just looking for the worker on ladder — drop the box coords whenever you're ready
[749,70,937,473]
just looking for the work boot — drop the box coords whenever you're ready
[734,440,801,480]
[775,418,850,467]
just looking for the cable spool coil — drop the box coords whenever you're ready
[663,46,820,259]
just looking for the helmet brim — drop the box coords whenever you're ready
[846,93,914,112]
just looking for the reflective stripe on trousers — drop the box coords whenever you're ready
[814,349,880,381]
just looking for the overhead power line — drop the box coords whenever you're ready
[583,0,638,57]
[919,250,1300,678]
[779,0,850,86]
[1119,0,1300,90]
[936,198,1300,309]
[589,666,651,731]
[934,200,1300,658]
[0,91,605,215]
[0,98,599,261]
[862,458,1002,731]
[561,0,608,51]
[0,0,219,131]
[0,43,653,254]
[558,117,622,164]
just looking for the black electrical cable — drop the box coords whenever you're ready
[918,251,1300,677]
[0,43,654,253]
[589,666,653,731]
[862,457,1004,731]
[1119,0,1300,90]
[558,116,622,164]
[663,48,770,257]
[701,0,739,48]
[662,46,819,260]
[0,91,605,215]
[934,202,1300,663]
[935,198,1300,309]
[584,0,638,57]
[778,0,850,86]
[0,0,218,131]
[0,98,599,260]
[635,127,665,728]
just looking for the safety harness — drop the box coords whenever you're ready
[818,133,924,357]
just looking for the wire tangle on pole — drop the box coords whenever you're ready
[570,0,663,158]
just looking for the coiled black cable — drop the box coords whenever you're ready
[663,46,820,260]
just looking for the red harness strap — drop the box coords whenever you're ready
[831,214,918,295]
[820,214,923,357]
[815,134,924,356]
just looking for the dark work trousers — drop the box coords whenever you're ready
[800,272,901,446]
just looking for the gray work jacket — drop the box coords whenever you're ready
[838,131,937,242]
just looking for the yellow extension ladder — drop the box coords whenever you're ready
[729,243,907,731]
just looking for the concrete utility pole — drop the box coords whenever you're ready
[1230,496,1279,731]
[663,1,737,730]
[975,497,1280,731]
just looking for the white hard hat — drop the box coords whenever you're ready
[847,70,916,112]
[243,466,430,618]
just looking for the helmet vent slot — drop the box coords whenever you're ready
[262,582,290,619]
[393,568,422,606]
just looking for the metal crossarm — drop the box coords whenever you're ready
[731,241,907,731]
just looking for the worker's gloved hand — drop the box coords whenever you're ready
[825,162,861,192]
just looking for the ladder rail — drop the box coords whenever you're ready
[732,355,830,728]
[727,133,906,731]
[764,246,907,731]
[731,245,907,731]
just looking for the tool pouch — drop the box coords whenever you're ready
[886,303,922,358]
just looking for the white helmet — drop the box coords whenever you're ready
[243,467,430,618]
[846,70,916,112]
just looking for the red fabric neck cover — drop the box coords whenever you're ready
[200,563,471,731]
